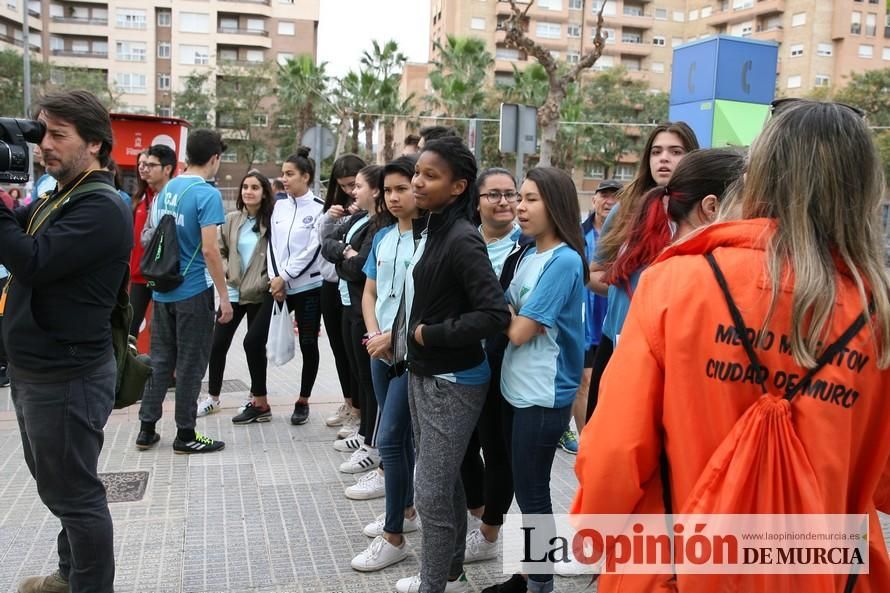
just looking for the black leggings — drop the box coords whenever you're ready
[585,335,614,422]
[286,288,322,398]
[460,360,514,526]
[341,307,377,446]
[321,281,356,402]
[208,295,272,397]
[129,282,153,338]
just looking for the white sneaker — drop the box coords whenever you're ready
[463,527,498,563]
[340,446,380,474]
[325,403,352,427]
[395,573,468,593]
[337,414,360,438]
[363,511,421,537]
[333,433,363,452]
[467,513,483,534]
[346,470,386,500]
[351,535,409,572]
[196,397,220,417]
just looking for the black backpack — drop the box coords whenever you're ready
[140,181,203,293]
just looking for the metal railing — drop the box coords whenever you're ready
[52,16,108,25]
[217,27,269,36]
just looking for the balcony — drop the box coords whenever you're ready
[215,28,271,48]
[603,40,652,57]
[51,15,107,25]
[705,0,785,27]
[595,11,655,29]
[217,0,272,16]
[52,48,107,58]
[752,25,783,43]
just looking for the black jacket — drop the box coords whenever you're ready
[320,210,375,315]
[0,170,133,382]
[403,204,511,377]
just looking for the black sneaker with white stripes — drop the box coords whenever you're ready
[172,432,225,454]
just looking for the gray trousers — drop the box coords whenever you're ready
[409,374,487,593]
[138,288,215,432]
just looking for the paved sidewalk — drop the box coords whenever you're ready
[0,326,586,593]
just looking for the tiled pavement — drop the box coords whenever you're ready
[0,326,587,593]
[0,324,888,593]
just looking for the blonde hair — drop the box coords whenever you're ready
[739,101,890,368]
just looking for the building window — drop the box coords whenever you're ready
[790,44,803,57]
[535,22,561,39]
[858,44,873,57]
[732,0,753,8]
[71,39,89,53]
[245,49,263,62]
[568,24,581,38]
[246,18,265,33]
[817,42,832,56]
[814,75,830,87]
[623,56,642,70]
[157,106,172,117]
[673,10,684,22]
[277,52,293,65]
[158,73,170,90]
[549,50,561,59]
[688,9,698,21]
[592,54,614,70]
[672,36,683,47]
[654,7,668,20]
[598,1,617,16]
[180,12,209,33]
[157,10,171,27]
[471,17,485,30]
[252,113,268,127]
[221,152,238,163]
[569,0,583,10]
[538,0,562,9]
[567,51,580,63]
[791,12,806,27]
[701,6,712,17]
[865,13,876,36]
[622,29,643,44]
[496,47,520,60]
[851,12,862,34]
[116,9,146,29]
[157,41,171,58]
[586,164,605,178]
[277,21,295,35]
[116,41,146,62]
[883,47,890,60]
[115,72,147,93]
[652,35,666,46]
[652,61,665,73]
[786,75,801,89]
[614,164,635,181]
[219,48,238,62]
[180,44,210,65]
[624,3,643,16]
[601,28,615,43]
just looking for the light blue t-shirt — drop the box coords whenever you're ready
[482,223,522,278]
[31,173,57,203]
[339,215,370,306]
[501,244,585,408]
[226,217,260,304]
[364,224,414,332]
[0,265,8,280]
[150,175,225,303]
[602,270,643,342]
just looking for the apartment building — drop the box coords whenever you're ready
[0,0,318,115]
[429,0,890,95]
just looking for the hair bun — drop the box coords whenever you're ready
[296,146,311,158]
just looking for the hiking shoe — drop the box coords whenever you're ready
[396,573,468,593]
[172,432,225,454]
[351,535,409,572]
[363,511,420,537]
[325,403,352,427]
[481,574,526,593]
[558,429,579,454]
[232,402,272,424]
[135,430,160,451]
[196,397,221,417]
[346,469,386,500]
[290,402,310,425]
[340,446,380,474]
[464,528,498,563]
[337,413,360,438]
[16,570,69,593]
[333,434,363,452]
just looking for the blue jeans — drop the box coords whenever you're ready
[11,354,117,593]
[371,359,415,534]
[504,402,573,593]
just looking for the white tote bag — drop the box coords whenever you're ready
[266,300,295,366]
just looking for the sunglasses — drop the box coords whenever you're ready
[769,98,866,118]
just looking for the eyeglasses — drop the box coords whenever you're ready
[481,190,518,203]
[769,98,865,118]
[138,162,162,170]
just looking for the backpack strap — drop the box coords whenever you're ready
[706,252,871,401]
[267,233,280,278]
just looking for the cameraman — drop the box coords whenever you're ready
[0,90,132,593]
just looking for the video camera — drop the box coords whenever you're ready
[0,117,46,183]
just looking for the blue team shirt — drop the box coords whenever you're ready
[583,220,609,350]
[501,244,585,408]
[364,224,414,332]
[483,223,522,278]
[150,175,225,303]
[339,215,370,306]
[226,217,260,304]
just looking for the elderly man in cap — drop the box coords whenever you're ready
[558,178,623,455]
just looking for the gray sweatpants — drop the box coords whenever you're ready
[409,373,487,593]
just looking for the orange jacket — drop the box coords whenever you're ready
[573,218,890,592]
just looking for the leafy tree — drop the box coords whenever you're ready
[0,49,47,117]
[427,36,493,120]
[173,71,214,126]
[361,40,413,161]
[215,61,277,171]
[277,55,331,152]
[834,68,890,127]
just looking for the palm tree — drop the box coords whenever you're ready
[427,35,493,118]
[361,40,413,161]
[277,55,331,144]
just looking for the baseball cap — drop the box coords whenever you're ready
[596,179,624,192]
